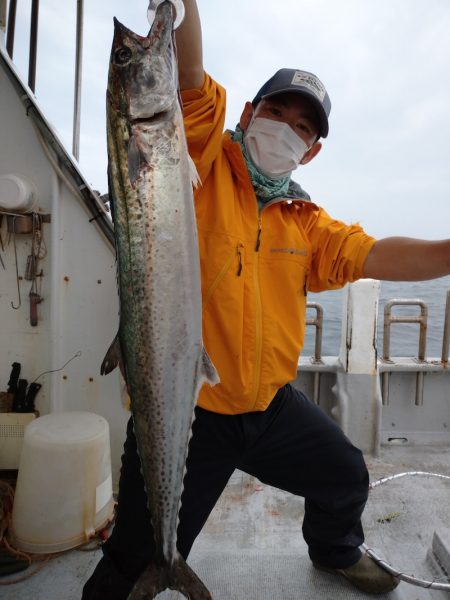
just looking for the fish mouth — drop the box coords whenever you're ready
[131,109,174,126]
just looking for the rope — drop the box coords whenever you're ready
[0,481,14,543]
[0,479,114,586]
[367,471,450,591]
[369,470,450,490]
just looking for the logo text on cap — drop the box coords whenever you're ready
[291,72,326,102]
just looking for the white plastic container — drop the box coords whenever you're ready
[0,173,37,213]
[0,412,37,470]
[11,411,115,554]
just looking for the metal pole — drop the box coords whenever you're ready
[306,303,323,362]
[306,303,324,405]
[72,0,84,161]
[441,290,450,364]
[0,1,7,42]
[6,0,17,58]
[28,0,39,92]
[382,299,428,406]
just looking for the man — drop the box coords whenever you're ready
[83,1,450,598]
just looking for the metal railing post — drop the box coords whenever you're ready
[441,290,450,364]
[381,300,428,406]
[28,0,39,92]
[6,0,17,58]
[72,0,84,160]
[306,303,324,405]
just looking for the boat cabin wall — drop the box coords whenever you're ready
[0,56,128,486]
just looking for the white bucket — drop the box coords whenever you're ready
[11,411,115,554]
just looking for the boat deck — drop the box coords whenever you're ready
[2,444,450,599]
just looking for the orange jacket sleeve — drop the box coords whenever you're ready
[181,73,227,183]
[302,207,376,292]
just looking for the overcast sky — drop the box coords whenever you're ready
[6,0,450,240]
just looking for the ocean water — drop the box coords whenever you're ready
[302,275,450,359]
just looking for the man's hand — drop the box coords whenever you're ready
[175,0,204,90]
[363,237,450,281]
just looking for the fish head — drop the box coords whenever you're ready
[108,2,177,123]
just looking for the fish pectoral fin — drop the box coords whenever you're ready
[128,135,142,185]
[101,334,125,378]
[128,557,213,600]
[188,154,202,189]
[201,347,220,387]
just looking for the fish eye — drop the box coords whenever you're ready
[115,46,132,65]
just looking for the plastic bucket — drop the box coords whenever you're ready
[11,411,115,553]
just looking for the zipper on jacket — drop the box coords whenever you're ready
[236,244,243,276]
[252,253,263,409]
[255,214,262,252]
[252,210,263,409]
[204,244,243,310]
[303,270,309,296]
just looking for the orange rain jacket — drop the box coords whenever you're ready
[181,74,376,415]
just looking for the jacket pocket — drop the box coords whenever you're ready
[203,243,244,311]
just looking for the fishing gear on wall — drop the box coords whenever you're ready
[0,174,50,326]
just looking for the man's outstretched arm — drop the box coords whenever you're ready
[363,237,450,281]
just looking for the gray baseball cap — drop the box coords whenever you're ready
[252,68,331,138]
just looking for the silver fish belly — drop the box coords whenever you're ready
[104,2,218,597]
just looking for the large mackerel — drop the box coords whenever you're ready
[103,2,218,597]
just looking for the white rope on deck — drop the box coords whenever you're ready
[365,471,450,591]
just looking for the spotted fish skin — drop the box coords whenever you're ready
[105,2,217,597]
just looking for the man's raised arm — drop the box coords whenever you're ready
[176,0,204,90]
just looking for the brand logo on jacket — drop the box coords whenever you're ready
[270,248,308,257]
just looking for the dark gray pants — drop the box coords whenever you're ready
[101,384,368,580]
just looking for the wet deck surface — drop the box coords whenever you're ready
[2,444,450,599]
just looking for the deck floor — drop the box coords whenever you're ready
[2,444,450,599]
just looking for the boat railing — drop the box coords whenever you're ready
[441,290,450,363]
[300,281,450,453]
[305,303,323,404]
[381,300,428,406]
[305,292,450,370]
[302,287,450,410]
[1,0,84,160]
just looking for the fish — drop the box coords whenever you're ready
[103,1,218,598]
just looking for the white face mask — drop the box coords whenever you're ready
[243,117,310,180]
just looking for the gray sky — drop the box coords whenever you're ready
[8,0,450,239]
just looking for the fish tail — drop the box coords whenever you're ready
[127,556,212,599]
